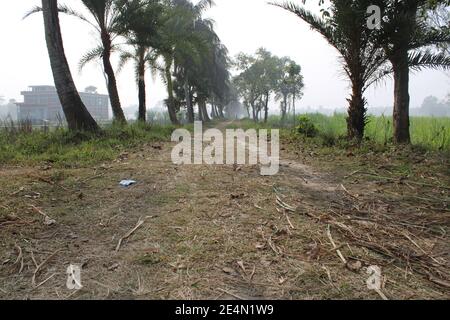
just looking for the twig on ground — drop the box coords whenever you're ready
[267,236,281,255]
[30,205,56,226]
[428,276,450,288]
[340,184,357,199]
[35,273,57,289]
[402,232,442,266]
[285,213,295,229]
[34,175,70,191]
[31,249,61,287]
[217,288,245,300]
[375,289,389,300]
[249,265,256,282]
[327,225,347,264]
[276,196,296,212]
[115,217,145,252]
[321,265,333,283]
[14,244,24,274]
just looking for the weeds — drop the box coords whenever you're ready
[0,122,174,166]
[235,114,450,152]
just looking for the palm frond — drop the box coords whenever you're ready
[194,0,215,17]
[57,3,101,31]
[117,50,135,74]
[410,27,450,50]
[408,50,450,72]
[23,6,42,20]
[79,45,104,72]
[270,2,336,47]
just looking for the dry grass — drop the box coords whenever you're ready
[0,132,448,300]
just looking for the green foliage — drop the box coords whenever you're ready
[233,48,304,122]
[296,116,318,137]
[294,113,450,151]
[0,123,174,166]
[232,114,450,151]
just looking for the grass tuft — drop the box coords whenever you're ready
[0,122,175,166]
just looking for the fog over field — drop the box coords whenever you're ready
[0,0,448,117]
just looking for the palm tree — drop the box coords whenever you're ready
[273,0,387,140]
[187,9,231,123]
[41,0,99,132]
[206,42,232,120]
[69,0,127,124]
[117,46,156,122]
[153,1,201,125]
[374,0,450,143]
[168,0,215,123]
[115,0,163,122]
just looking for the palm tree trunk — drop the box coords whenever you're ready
[101,30,126,124]
[165,63,179,125]
[392,53,411,144]
[184,80,194,123]
[346,81,366,141]
[42,0,99,132]
[218,105,225,118]
[198,103,204,121]
[201,100,211,122]
[211,103,218,119]
[137,56,146,122]
[390,2,417,144]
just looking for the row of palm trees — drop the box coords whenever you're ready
[38,0,231,131]
[273,0,450,143]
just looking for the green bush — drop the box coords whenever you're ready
[296,116,319,137]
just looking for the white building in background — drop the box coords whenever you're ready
[0,99,18,121]
[16,85,109,124]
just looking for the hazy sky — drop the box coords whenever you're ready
[1,0,449,114]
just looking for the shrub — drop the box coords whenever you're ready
[296,116,319,137]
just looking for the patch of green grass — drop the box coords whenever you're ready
[231,114,450,151]
[0,123,175,167]
[303,113,450,151]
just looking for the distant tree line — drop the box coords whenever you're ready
[233,48,304,123]
[416,95,450,116]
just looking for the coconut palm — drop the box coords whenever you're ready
[373,0,450,143]
[272,0,388,140]
[40,0,99,131]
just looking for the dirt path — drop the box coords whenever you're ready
[0,125,448,300]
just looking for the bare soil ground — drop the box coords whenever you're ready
[0,125,449,300]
